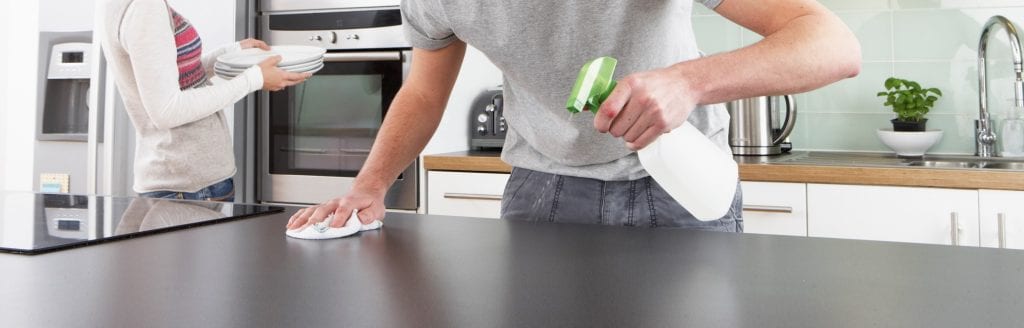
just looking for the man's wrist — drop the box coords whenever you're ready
[669,61,708,106]
[352,178,390,197]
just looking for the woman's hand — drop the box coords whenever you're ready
[258,56,312,91]
[240,38,271,50]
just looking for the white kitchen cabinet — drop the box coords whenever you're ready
[740,182,807,236]
[807,184,979,246]
[427,171,509,219]
[979,190,1024,250]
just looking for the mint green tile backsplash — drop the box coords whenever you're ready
[693,0,1024,154]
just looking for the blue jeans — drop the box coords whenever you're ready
[500,168,743,232]
[139,178,235,202]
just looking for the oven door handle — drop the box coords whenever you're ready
[280,147,372,155]
[281,147,327,154]
[323,52,402,62]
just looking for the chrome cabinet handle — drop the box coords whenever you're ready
[951,212,961,246]
[741,205,793,214]
[998,213,1007,249]
[443,193,503,201]
[323,52,401,62]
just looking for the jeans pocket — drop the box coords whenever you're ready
[500,168,532,215]
[731,181,744,232]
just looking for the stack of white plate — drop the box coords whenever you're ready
[214,45,326,79]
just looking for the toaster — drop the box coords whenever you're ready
[469,87,506,149]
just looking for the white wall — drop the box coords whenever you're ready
[3,1,40,192]
[0,2,8,237]
[421,47,504,155]
[39,0,94,32]
[0,0,9,192]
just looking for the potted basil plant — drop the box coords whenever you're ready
[877,77,942,132]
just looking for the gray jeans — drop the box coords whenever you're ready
[500,168,743,232]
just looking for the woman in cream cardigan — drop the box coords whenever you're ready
[100,0,310,201]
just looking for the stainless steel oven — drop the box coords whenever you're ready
[258,3,416,209]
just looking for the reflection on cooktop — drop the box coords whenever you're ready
[0,192,283,255]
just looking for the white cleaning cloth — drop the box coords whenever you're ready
[285,210,382,240]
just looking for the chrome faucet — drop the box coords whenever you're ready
[977,15,1024,157]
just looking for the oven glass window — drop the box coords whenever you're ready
[269,59,401,177]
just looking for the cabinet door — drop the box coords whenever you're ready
[807,184,979,246]
[427,171,509,219]
[740,182,807,236]
[979,190,1024,250]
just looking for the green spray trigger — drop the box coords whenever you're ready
[566,57,618,114]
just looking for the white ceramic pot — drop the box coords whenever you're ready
[876,128,943,157]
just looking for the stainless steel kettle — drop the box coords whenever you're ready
[726,95,797,155]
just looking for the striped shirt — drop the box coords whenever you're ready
[170,8,207,90]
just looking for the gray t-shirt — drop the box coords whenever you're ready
[402,0,731,181]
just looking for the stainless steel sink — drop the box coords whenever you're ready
[969,162,1024,170]
[904,155,1024,170]
[904,160,983,169]
[763,151,1024,171]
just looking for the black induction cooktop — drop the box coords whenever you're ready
[0,192,284,255]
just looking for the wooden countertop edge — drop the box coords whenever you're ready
[423,154,1024,191]
[738,164,1024,191]
[423,155,513,173]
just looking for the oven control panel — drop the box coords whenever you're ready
[260,0,400,13]
[262,8,410,51]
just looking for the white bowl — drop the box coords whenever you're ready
[876,128,943,157]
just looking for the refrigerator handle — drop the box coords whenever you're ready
[86,31,105,196]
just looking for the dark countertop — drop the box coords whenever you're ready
[1,206,1023,327]
[424,150,1024,190]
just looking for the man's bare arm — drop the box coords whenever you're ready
[287,41,468,228]
[594,0,861,150]
[683,0,862,104]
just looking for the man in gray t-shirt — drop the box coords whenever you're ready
[288,0,860,230]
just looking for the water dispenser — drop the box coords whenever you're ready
[39,42,92,141]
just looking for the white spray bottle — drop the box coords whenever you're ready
[567,57,738,220]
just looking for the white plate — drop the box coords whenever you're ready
[217,61,323,73]
[279,60,323,72]
[214,65,249,74]
[217,58,323,72]
[214,62,246,71]
[214,65,242,73]
[214,68,243,78]
[291,62,323,74]
[215,72,240,79]
[217,45,326,68]
[216,62,323,79]
[214,62,322,78]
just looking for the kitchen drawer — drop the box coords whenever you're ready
[807,184,979,246]
[427,171,510,219]
[740,181,807,236]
